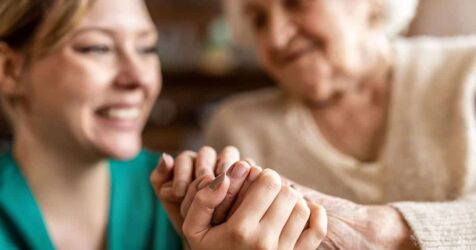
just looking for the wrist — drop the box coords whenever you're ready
[367,206,419,250]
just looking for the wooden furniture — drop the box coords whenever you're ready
[143,70,273,154]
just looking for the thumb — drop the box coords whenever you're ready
[182,173,230,241]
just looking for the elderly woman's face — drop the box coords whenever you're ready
[21,0,160,159]
[244,0,378,103]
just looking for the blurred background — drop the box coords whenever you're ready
[1,0,476,154]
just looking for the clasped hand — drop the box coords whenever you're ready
[150,146,327,250]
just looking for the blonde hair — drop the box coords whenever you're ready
[0,0,94,130]
[0,0,94,58]
[223,0,419,47]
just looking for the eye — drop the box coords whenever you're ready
[138,45,158,55]
[251,12,267,31]
[73,45,111,54]
[284,0,306,9]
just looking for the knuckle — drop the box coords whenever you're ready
[263,178,281,193]
[295,200,311,221]
[311,205,328,241]
[260,169,282,192]
[253,236,275,250]
[228,223,251,242]
[282,186,299,199]
[193,191,215,210]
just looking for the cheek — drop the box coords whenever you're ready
[28,58,110,116]
[256,44,276,74]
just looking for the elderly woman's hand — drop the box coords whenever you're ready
[182,168,327,250]
[288,180,419,250]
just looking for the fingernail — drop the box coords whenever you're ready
[209,173,225,191]
[248,166,262,181]
[198,178,211,190]
[161,153,173,168]
[175,181,187,197]
[244,159,254,166]
[227,162,247,179]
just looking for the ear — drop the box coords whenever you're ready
[0,42,26,97]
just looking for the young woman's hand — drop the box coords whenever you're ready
[182,169,328,250]
[150,146,241,232]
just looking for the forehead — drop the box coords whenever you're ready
[77,0,155,32]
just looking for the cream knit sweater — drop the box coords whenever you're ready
[205,37,476,249]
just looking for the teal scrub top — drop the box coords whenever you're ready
[0,150,183,250]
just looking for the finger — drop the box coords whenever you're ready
[278,198,310,250]
[211,161,251,225]
[180,176,213,218]
[229,169,281,225]
[260,185,299,234]
[216,146,240,175]
[295,203,327,250]
[182,173,230,241]
[228,165,263,217]
[195,146,217,178]
[159,182,185,232]
[173,150,196,197]
[150,153,174,196]
[243,158,257,166]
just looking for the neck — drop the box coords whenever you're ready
[12,121,111,216]
[13,125,110,248]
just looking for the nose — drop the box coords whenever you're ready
[266,7,296,51]
[114,48,145,90]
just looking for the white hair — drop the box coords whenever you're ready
[224,0,419,47]
[382,0,419,36]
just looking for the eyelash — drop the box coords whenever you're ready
[139,46,158,55]
[74,45,110,54]
[74,45,158,55]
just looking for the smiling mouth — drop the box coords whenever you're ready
[283,46,317,63]
[96,106,142,121]
[278,39,326,65]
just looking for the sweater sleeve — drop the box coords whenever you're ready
[391,194,476,249]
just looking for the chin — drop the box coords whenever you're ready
[294,80,338,107]
[96,137,143,161]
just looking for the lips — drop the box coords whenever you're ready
[99,107,141,120]
[282,46,317,62]
[277,38,325,65]
[95,104,145,130]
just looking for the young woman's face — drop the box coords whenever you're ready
[243,0,379,103]
[23,0,160,160]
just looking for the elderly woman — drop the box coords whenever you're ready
[206,0,476,248]
[0,0,327,249]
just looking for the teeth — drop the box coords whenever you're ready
[104,108,140,120]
